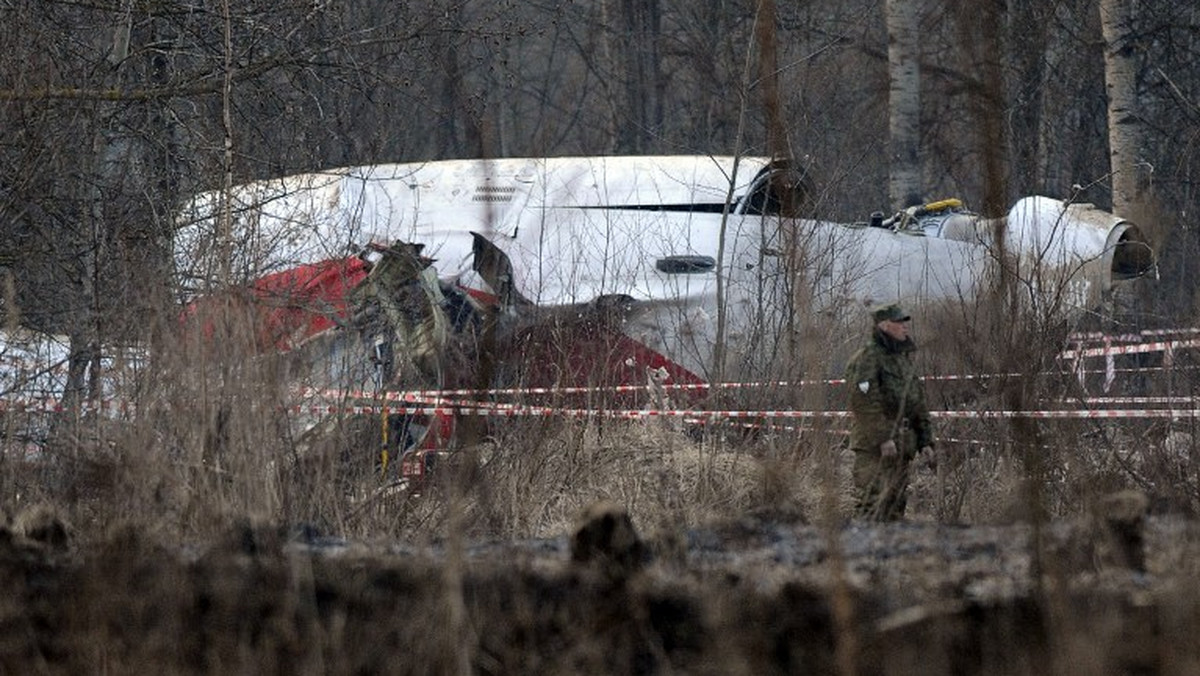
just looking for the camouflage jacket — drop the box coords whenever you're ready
[844,329,934,454]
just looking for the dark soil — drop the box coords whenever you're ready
[3,506,1198,675]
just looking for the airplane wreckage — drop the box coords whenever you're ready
[173,155,1157,464]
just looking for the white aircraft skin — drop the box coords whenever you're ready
[174,156,1155,385]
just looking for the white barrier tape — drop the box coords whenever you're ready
[1066,396,1200,406]
[1069,328,1200,341]
[299,382,808,400]
[286,405,854,419]
[690,420,847,436]
[1059,338,1200,360]
[0,399,134,414]
[1076,365,1200,375]
[931,409,1200,419]
[6,395,1200,421]
[298,371,1032,402]
[6,356,1181,409]
[285,404,1200,421]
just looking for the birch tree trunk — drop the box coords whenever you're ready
[886,0,922,209]
[599,0,621,153]
[1100,0,1145,214]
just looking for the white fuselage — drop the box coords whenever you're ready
[175,156,1152,381]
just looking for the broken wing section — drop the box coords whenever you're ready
[284,240,483,466]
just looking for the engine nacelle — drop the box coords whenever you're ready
[918,196,1155,310]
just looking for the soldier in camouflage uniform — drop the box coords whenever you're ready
[844,304,935,521]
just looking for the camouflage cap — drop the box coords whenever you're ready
[871,303,911,323]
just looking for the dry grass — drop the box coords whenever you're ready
[7,295,1200,539]
[3,290,1200,674]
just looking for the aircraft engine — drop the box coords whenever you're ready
[915,196,1156,310]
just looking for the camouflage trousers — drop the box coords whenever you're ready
[851,448,914,522]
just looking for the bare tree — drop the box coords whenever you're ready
[1100,0,1148,215]
[3,0,1200,344]
[1004,0,1051,195]
[618,0,665,153]
[885,0,922,209]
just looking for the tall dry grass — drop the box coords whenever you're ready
[4,267,1200,674]
[5,283,1200,542]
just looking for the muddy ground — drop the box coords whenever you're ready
[3,500,1199,676]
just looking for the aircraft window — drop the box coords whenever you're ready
[741,162,808,217]
[656,255,716,274]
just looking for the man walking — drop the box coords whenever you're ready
[844,304,934,521]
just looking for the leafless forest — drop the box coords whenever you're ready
[3,0,1199,336]
[3,1,1200,674]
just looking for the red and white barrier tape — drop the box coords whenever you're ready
[929,409,1200,419]
[1059,337,1200,360]
[8,394,1200,420]
[281,404,1200,420]
[0,399,134,414]
[11,331,1200,422]
[296,371,1032,402]
[1069,328,1200,341]
[1066,396,1200,406]
[286,405,847,419]
[298,382,815,400]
